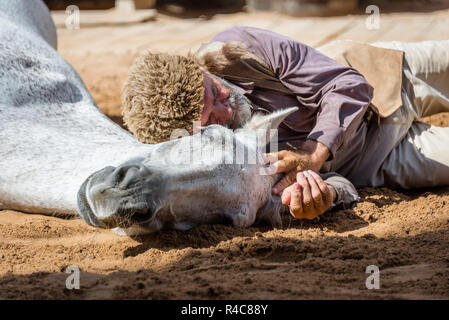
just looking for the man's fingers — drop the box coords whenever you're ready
[263,150,289,164]
[272,160,288,174]
[281,191,291,206]
[308,170,329,194]
[281,186,292,205]
[281,184,298,205]
[296,172,312,210]
[304,170,324,209]
[264,151,299,174]
[263,152,281,164]
[289,184,303,219]
[272,170,297,195]
[287,171,333,220]
[271,157,299,174]
[262,153,284,175]
[308,170,332,206]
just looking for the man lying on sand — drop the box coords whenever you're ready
[121,26,449,220]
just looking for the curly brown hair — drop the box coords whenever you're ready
[122,52,204,144]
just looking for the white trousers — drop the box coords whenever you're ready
[334,40,449,188]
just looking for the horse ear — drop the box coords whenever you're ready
[235,107,298,150]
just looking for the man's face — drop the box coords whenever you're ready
[200,73,232,126]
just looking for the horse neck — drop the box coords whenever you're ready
[0,10,158,215]
[0,95,156,215]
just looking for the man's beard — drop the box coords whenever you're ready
[210,74,253,129]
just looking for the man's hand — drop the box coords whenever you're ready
[281,170,337,220]
[265,140,330,195]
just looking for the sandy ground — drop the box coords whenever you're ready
[1,9,449,299]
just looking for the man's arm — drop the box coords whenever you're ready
[236,27,374,158]
[212,27,373,156]
[213,27,373,193]
[269,31,373,156]
[321,172,360,209]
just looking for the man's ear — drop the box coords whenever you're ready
[235,107,298,151]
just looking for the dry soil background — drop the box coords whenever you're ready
[1,10,449,300]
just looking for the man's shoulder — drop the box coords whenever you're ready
[212,26,258,42]
[212,26,294,44]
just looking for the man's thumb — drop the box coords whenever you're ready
[272,171,297,195]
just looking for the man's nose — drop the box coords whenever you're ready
[221,87,231,100]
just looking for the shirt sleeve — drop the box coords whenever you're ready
[212,27,374,157]
[320,172,359,209]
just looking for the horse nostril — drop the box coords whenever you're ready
[78,163,157,229]
[107,163,147,188]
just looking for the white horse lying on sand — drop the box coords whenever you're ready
[0,0,291,235]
